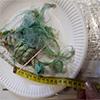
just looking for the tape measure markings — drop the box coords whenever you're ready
[13,66,100,92]
[0,53,100,91]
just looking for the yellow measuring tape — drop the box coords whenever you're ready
[1,50,100,91]
[13,66,100,91]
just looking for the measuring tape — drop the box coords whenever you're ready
[13,66,100,92]
[0,52,100,91]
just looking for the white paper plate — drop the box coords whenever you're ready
[0,0,88,98]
